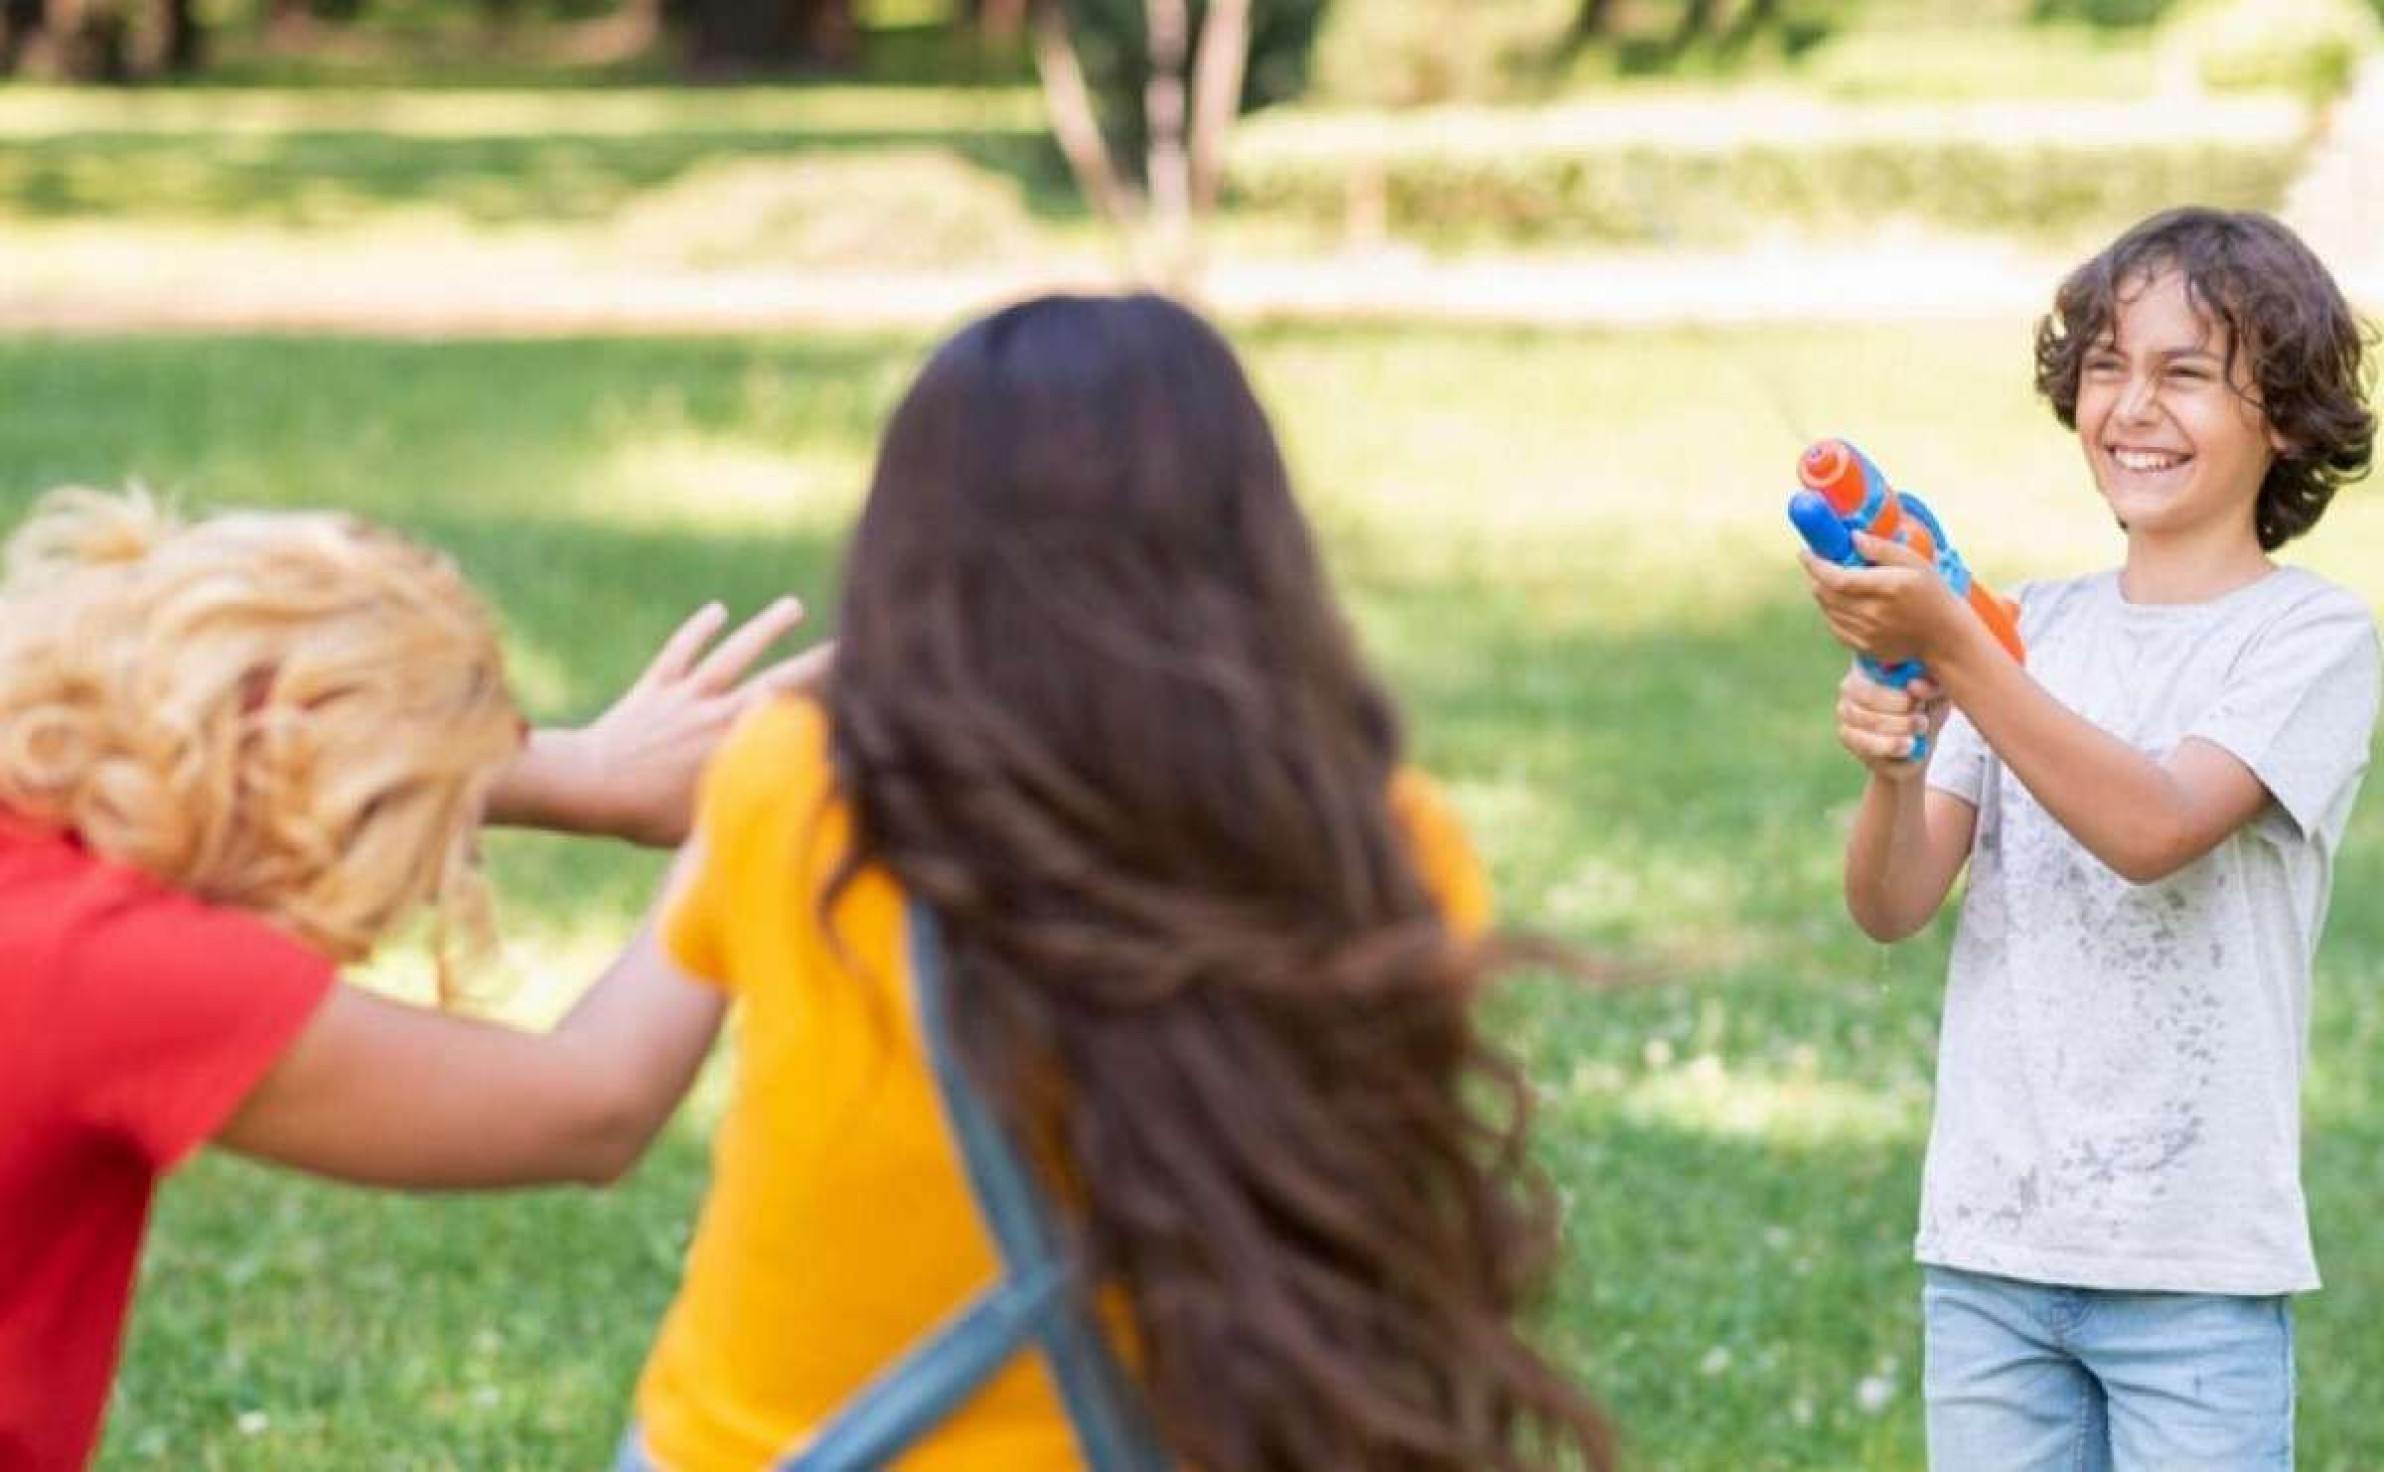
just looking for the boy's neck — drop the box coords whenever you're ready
[2118,527,2275,605]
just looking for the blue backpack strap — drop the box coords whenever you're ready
[777,904,1169,1472]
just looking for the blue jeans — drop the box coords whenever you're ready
[1923,1265,2294,1471]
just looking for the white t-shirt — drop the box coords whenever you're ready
[1919,565,2379,1295]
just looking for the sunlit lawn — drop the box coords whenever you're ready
[0,85,1065,225]
[6,321,2381,1469]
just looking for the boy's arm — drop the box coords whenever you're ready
[488,599,831,847]
[1834,667,1977,940]
[1845,780,1978,942]
[214,844,722,1189]
[1925,620,2268,883]
[1807,538,2267,885]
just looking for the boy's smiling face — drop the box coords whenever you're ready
[2076,268,2285,550]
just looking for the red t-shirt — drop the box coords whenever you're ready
[0,813,333,1471]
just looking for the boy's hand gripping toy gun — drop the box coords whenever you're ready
[1787,438,2025,758]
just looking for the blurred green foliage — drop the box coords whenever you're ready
[1301,0,2381,109]
[1227,109,2307,250]
[1800,22,2158,99]
[2160,0,2384,104]
[2030,0,2180,27]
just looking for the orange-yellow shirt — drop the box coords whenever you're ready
[636,696,1491,1471]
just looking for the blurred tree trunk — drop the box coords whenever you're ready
[15,0,133,79]
[1029,0,1255,295]
[1143,0,1192,285]
[0,0,42,71]
[977,0,1027,39]
[1572,0,1618,40]
[154,0,200,72]
[1721,0,1779,48]
[1188,0,1249,210]
[2,0,203,77]
[1031,0,1133,227]
[1671,0,1717,51]
[557,0,665,63]
[681,0,855,74]
[264,0,310,44]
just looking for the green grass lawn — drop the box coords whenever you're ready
[5,321,2381,1469]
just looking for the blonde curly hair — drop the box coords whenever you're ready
[0,488,522,972]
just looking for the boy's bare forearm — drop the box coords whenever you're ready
[1927,620,2238,883]
[1844,776,1941,941]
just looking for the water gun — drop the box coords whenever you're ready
[1788,438,2025,757]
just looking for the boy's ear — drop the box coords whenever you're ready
[2268,422,2297,459]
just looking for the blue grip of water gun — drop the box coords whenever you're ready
[1788,491,1856,565]
[1788,490,1929,757]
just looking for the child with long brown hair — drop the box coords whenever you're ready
[613,293,1615,1471]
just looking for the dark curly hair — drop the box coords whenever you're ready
[2033,206,2377,551]
[827,295,1616,1471]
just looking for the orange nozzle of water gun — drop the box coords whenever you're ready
[1966,584,2027,664]
[1798,439,1869,516]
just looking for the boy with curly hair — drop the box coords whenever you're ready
[1804,208,2380,1467]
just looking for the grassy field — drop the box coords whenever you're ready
[5,321,2382,1469]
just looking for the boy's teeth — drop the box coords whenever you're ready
[2114,448,2185,472]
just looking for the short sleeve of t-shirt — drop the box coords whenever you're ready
[1925,581,2034,810]
[2186,585,2381,842]
[57,891,334,1171]
[1388,769,1494,939]
[662,700,1497,982]
[1926,707,1990,808]
[664,697,834,990]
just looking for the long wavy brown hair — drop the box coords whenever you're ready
[826,295,1614,1471]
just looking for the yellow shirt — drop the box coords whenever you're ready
[636,696,1491,1471]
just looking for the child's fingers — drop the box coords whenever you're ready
[691,596,806,692]
[1840,723,1918,764]
[1839,700,1927,746]
[638,602,731,688]
[1839,665,1916,712]
[1851,532,1930,572]
[744,642,835,703]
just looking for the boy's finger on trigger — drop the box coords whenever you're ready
[1801,550,1854,590]
[1850,531,1919,566]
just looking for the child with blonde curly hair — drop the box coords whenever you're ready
[0,488,815,1470]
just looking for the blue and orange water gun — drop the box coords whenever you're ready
[1789,438,2025,756]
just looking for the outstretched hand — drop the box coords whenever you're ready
[491,599,833,847]
[1799,532,1959,667]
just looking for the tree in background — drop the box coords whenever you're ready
[1027,0,1322,289]
[0,0,860,78]
[1,0,201,78]
[675,0,856,73]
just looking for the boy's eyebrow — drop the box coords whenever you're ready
[2083,339,2223,363]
